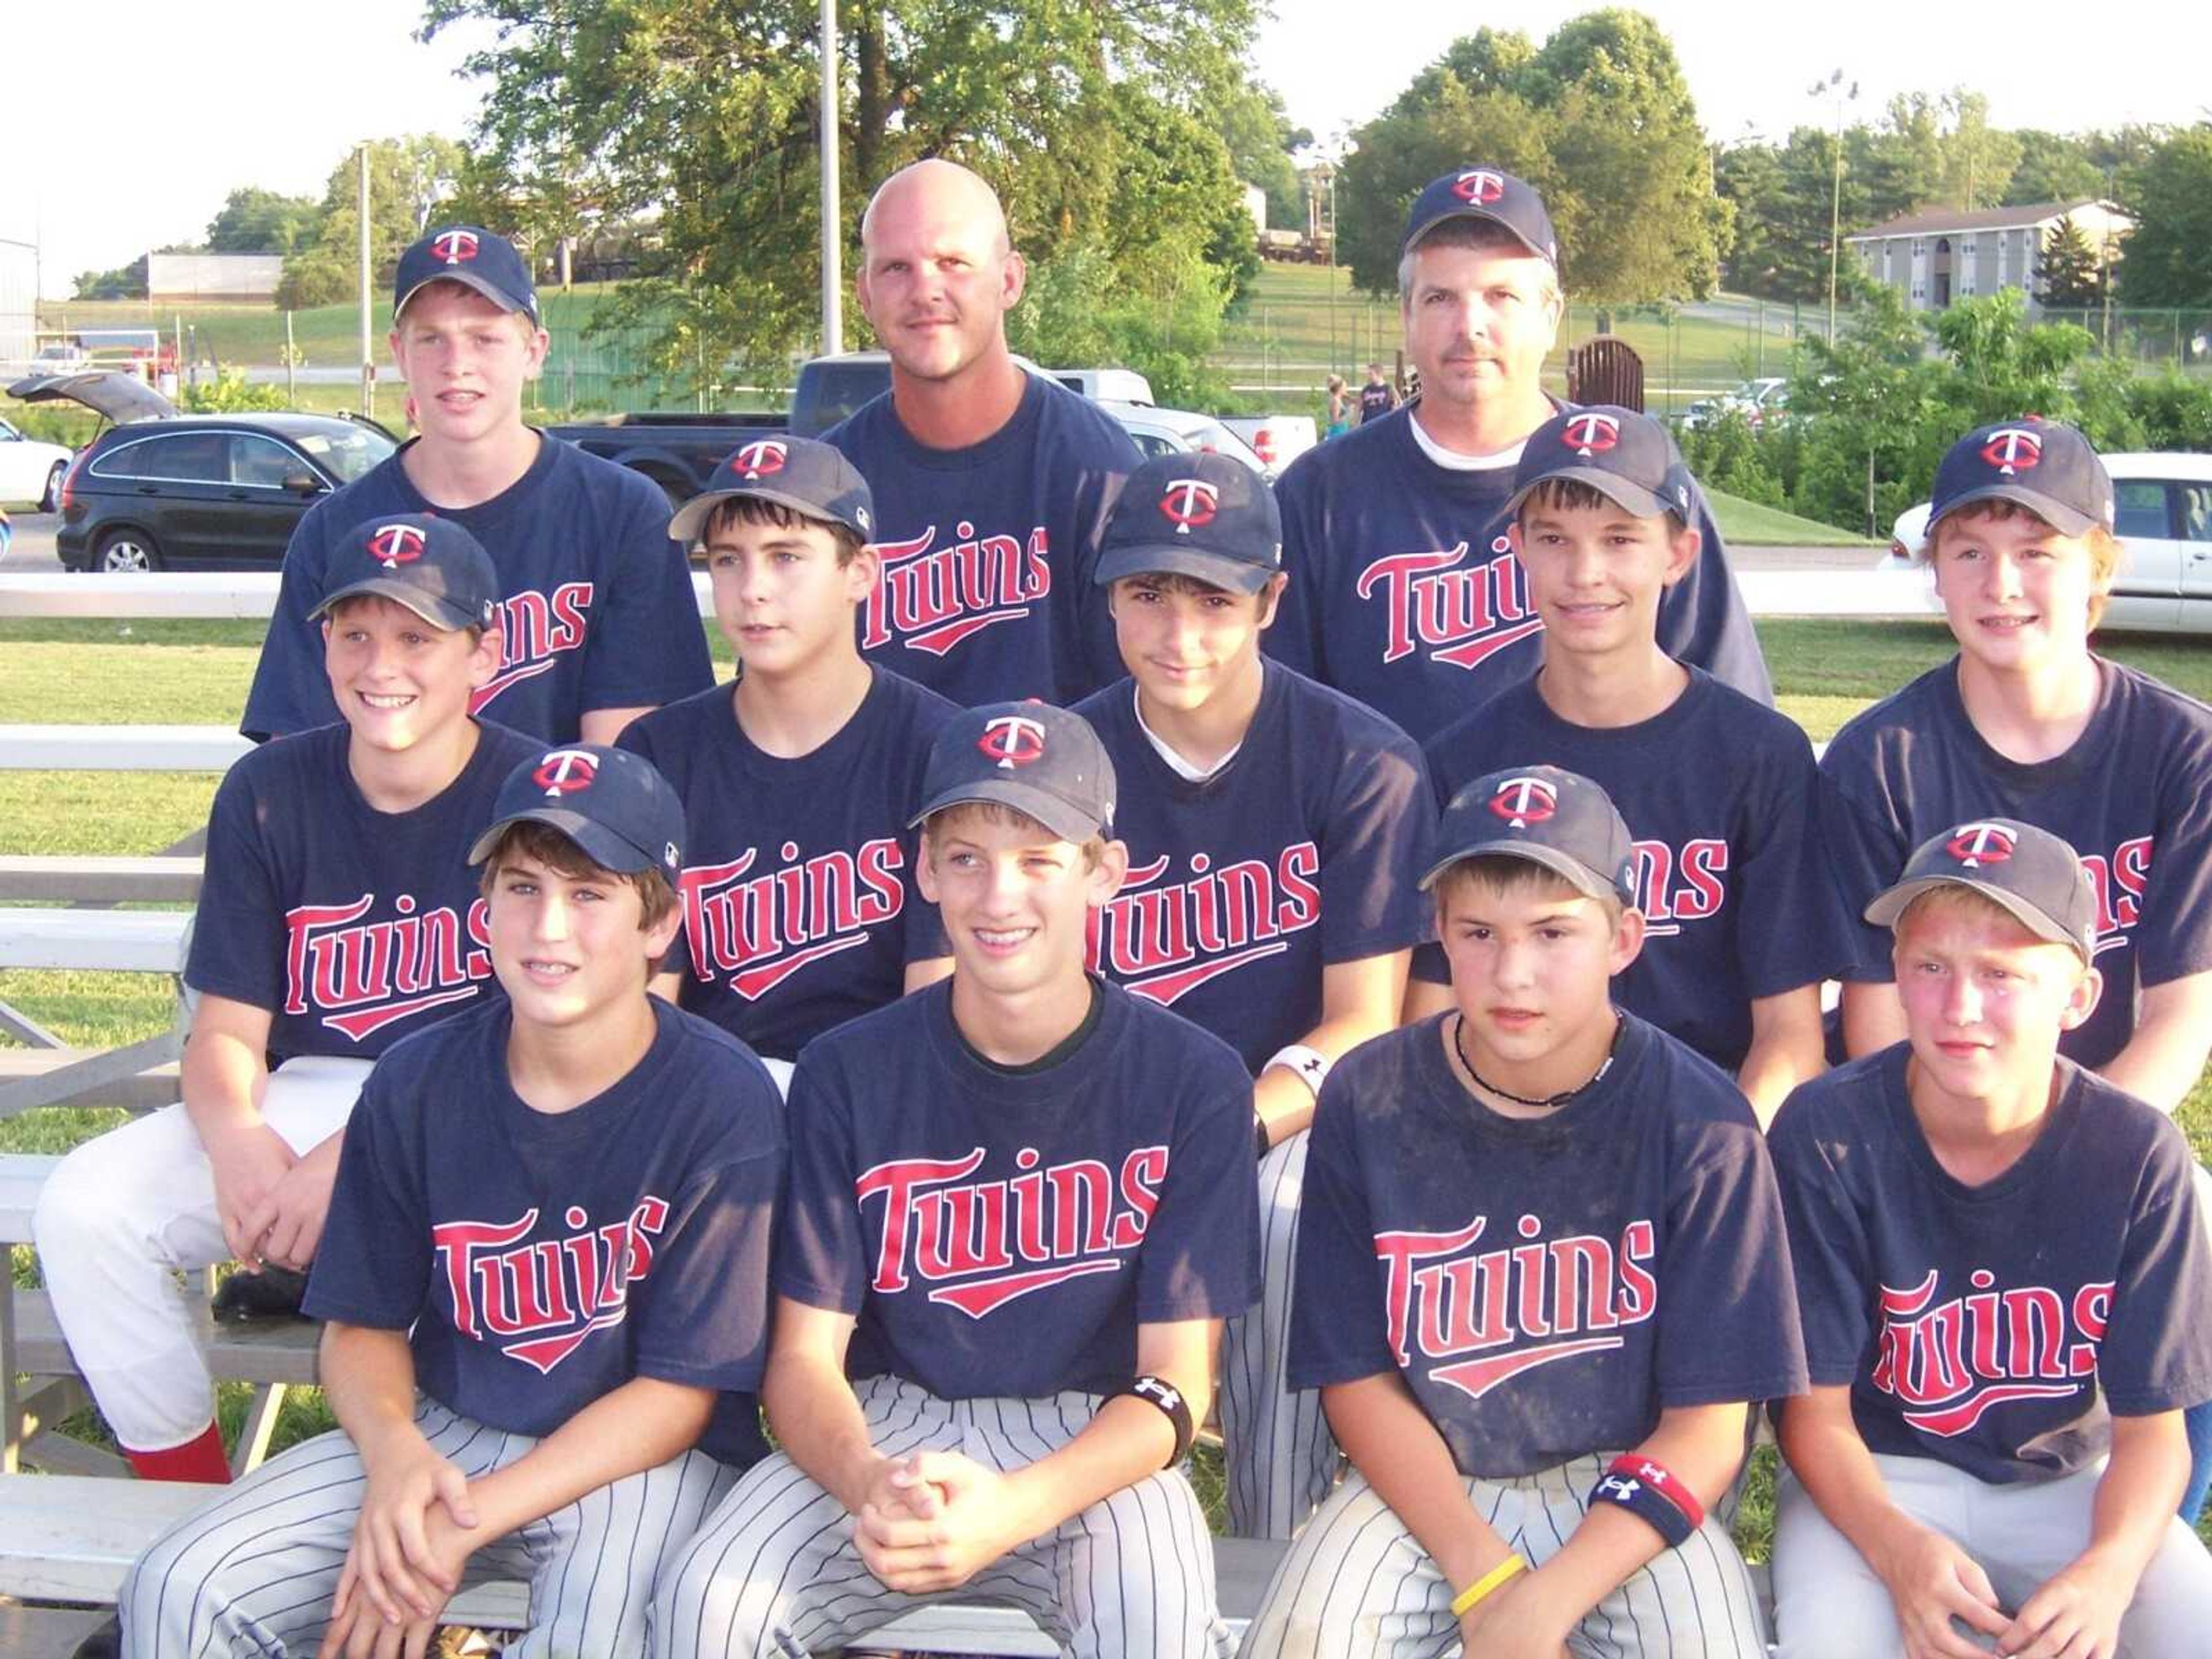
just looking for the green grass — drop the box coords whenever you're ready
[1708,491,1876,548]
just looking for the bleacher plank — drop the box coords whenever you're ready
[0,1603,115,1659]
[0,912,191,974]
[0,1054,181,1122]
[0,1157,63,1244]
[0,857,203,904]
[0,726,249,773]
[12,1290,320,1391]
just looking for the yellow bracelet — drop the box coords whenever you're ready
[1449,1552,1528,1618]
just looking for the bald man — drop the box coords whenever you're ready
[825,158,1140,706]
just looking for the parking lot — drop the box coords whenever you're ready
[1,513,60,573]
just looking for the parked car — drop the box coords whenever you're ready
[1874,451,2212,634]
[1047,367,1153,405]
[0,416,74,510]
[1220,414,1317,477]
[1678,377,1790,433]
[1100,400,1268,475]
[52,414,396,571]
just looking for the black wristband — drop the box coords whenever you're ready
[1588,1466,1696,1548]
[1115,1374,1195,1468]
[1254,1112,1272,1161]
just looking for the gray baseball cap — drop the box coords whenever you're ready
[1865,818,2096,962]
[1421,764,1638,907]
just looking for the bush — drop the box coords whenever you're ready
[178,369,290,414]
[1676,410,1785,508]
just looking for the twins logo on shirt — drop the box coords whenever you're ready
[679,838,907,1000]
[1354,537,1545,672]
[283,895,492,1040]
[433,1196,669,1375]
[857,1144,1168,1319]
[469,582,596,712]
[860,521,1051,657]
[1630,839,1729,939]
[1377,1211,1659,1400]
[1870,1267,2108,1437]
[1088,842,1321,1004]
[2081,835,2152,957]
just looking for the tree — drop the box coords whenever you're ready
[1216,83,1309,232]
[422,0,1264,393]
[1337,12,1725,305]
[1933,90,2019,211]
[276,135,468,311]
[2003,132,2107,206]
[205,188,323,255]
[2036,216,2104,310]
[2114,124,2212,308]
[73,255,149,300]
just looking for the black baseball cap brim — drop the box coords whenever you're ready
[1404,206,1551,262]
[1503,466,1675,523]
[908,778,1104,845]
[669,486,861,546]
[466,806,661,875]
[1419,839,1625,904]
[1863,875,2090,961]
[1093,541,1277,596]
[1928,483,2099,540]
[311,575,483,632]
[396,269,538,323]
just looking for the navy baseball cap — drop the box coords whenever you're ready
[468,744,685,882]
[1505,406,1698,524]
[1927,419,2114,541]
[312,513,499,632]
[1421,764,1638,907]
[1402,166,1558,265]
[668,435,875,546]
[1093,452,1283,596]
[1865,818,2096,962]
[394,225,539,324]
[909,703,1117,843]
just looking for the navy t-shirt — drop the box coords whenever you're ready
[186,720,541,1062]
[1820,657,2212,1069]
[776,979,1261,1400]
[1291,1012,1806,1478]
[242,435,714,743]
[1072,664,1433,1073]
[1267,406,1772,744]
[306,997,783,1465]
[823,372,1138,706]
[1770,1048,2212,1483]
[618,669,956,1061]
[1417,668,1856,1071]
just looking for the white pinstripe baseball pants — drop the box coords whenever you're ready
[1221,1128,1340,1540]
[1238,1454,1769,1658]
[647,1374,1234,1658]
[119,1397,738,1657]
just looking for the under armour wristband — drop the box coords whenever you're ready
[1589,1460,1697,1548]
[1449,1552,1527,1618]
[1603,1454,1705,1529]
[1254,1112,1272,1161]
[1115,1374,1195,1468]
[1264,1043,1332,1099]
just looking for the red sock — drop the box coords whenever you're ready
[126,1422,231,1484]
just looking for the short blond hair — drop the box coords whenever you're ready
[1430,853,1624,927]
[922,801,1108,870]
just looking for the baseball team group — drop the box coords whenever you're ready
[34,155,2212,1659]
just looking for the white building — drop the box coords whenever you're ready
[1846,199,2133,313]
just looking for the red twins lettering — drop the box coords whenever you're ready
[2078,835,2152,950]
[1354,543,1544,671]
[857,1145,1169,1318]
[1869,1267,2108,1437]
[1088,842,1321,1003]
[1630,838,1729,936]
[433,1196,670,1374]
[680,838,905,1000]
[1376,1213,1659,1400]
[471,582,596,713]
[859,521,1051,657]
[283,895,493,1040]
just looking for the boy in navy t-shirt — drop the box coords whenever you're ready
[1768,820,2212,1658]
[35,517,540,1487]
[1416,407,1851,1122]
[620,437,953,1086]
[1072,450,1431,1540]
[243,224,712,744]
[1242,766,1804,1658]
[649,704,1259,1659]
[120,744,784,1658]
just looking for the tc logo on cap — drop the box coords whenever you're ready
[1490,775,1558,827]
[1946,821,2017,868]
[1561,412,1620,457]
[734,438,787,480]
[1980,427,2042,476]
[977,714,1047,770]
[366,522,426,568]
[1454,169,1507,204]
[430,229,480,266]
[1159,478,1219,535]
[533,749,600,797]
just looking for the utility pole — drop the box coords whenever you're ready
[818,0,843,356]
[358,140,374,420]
[1813,70,1858,344]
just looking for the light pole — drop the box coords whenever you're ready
[358,139,374,420]
[1812,70,1858,344]
[818,0,842,356]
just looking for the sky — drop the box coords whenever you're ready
[7,0,2209,298]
